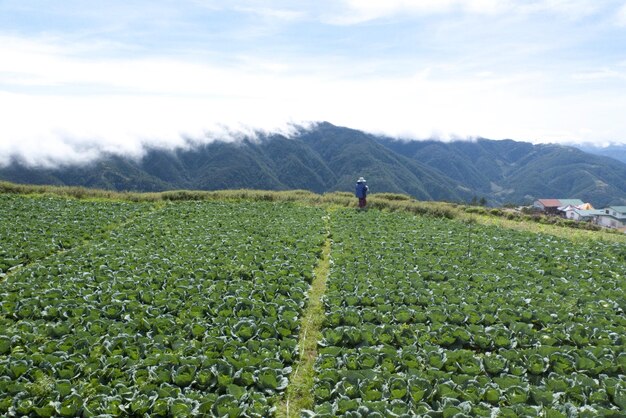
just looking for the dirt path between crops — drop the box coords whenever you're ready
[277,212,332,418]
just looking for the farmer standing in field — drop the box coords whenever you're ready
[355,177,369,209]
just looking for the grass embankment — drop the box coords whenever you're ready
[277,212,332,417]
[2,180,624,243]
[473,213,625,243]
[0,181,458,216]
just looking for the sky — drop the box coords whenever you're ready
[1,0,626,166]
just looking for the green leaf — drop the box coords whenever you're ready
[0,395,12,414]
[482,385,501,405]
[9,359,30,379]
[56,394,83,417]
[505,385,529,404]
[321,328,343,346]
[172,364,196,388]
[55,379,72,398]
[212,394,243,418]
[0,336,11,355]
[471,402,494,416]
[527,353,548,375]
[459,381,482,403]
[343,351,359,370]
[545,376,569,393]
[587,388,609,405]
[227,384,248,400]
[255,367,287,392]
[437,381,459,400]
[343,327,362,347]
[314,381,333,402]
[55,360,79,379]
[388,377,408,400]
[342,309,362,326]
[530,386,554,406]
[336,397,359,414]
[34,403,56,418]
[102,395,124,415]
[483,354,507,375]
[198,394,217,415]
[234,366,255,387]
[317,354,338,370]
[408,377,431,403]
[442,405,464,418]
[170,399,192,417]
[232,319,257,341]
[152,398,169,417]
[427,350,446,370]
[129,393,153,414]
[576,353,598,374]
[393,307,413,323]
[388,399,411,416]
[493,330,513,349]
[335,379,359,398]
[550,352,575,374]
[360,379,384,401]
[613,383,626,410]
[212,361,234,389]
[16,398,35,415]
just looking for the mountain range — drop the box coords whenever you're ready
[2,122,626,207]
[575,144,626,165]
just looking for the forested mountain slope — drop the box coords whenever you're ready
[2,122,626,206]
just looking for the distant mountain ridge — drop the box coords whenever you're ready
[376,136,626,207]
[2,122,626,207]
[574,144,626,165]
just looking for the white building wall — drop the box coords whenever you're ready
[598,216,626,229]
[598,216,613,228]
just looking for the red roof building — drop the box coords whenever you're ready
[533,198,585,215]
[534,199,562,210]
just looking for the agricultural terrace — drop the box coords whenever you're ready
[0,193,625,417]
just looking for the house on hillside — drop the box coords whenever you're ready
[597,206,626,231]
[533,198,584,216]
[562,206,604,222]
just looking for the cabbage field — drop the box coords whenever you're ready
[0,194,625,417]
[312,210,625,417]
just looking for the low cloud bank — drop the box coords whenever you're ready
[0,116,311,169]
[3,25,626,168]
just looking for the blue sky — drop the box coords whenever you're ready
[1,0,626,166]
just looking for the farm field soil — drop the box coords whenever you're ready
[0,195,624,417]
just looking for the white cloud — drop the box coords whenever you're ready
[331,0,604,23]
[2,25,626,168]
[234,6,305,21]
[523,0,602,18]
[572,68,626,80]
[616,3,626,26]
[0,36,229,94]
[341,0,506,15]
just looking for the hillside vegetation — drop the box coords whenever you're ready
[578,144,626,165]
[0,187,625,416]
[2,122,626,207]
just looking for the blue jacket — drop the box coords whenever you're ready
[355,182,369,198]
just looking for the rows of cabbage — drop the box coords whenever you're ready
[310,209,625,417]
[0,201,326,417]
[0,194,150,276]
